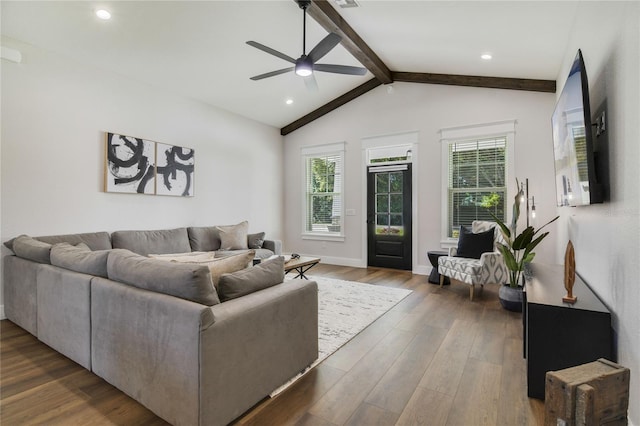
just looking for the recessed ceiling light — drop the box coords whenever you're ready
[481,53,492,60]
[285,99,294,105]
[96,9,111,20]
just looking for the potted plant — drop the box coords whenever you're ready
[490,179,559,311]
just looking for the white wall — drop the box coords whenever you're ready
[554,2,639,424]
[283,82,557,272]
[0,38,284,312]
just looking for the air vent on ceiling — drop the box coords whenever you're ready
[334,0,359,8]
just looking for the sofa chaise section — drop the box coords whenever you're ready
[91,276,318,426]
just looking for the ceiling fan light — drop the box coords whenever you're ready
[295,59,313,77]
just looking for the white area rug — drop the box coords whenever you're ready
[271,276,412,396]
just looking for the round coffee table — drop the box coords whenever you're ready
[427,250,450,285]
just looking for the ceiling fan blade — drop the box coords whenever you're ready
[314,63,368,76]
[308,33,341,63]
[304,74,319,92]
[246,41,296,64]
[250,67,294,81]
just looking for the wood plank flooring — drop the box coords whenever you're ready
[0,264,544,425]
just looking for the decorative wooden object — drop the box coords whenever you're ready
[544,358,630,426]
[563,240,577,304]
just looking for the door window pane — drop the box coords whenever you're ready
[376,174,388,193]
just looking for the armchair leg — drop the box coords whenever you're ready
[469,284,475,301]
[439,274,445,288]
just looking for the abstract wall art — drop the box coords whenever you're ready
[105,132,156,194]
[156,143,195,197]
[104,133,195,197]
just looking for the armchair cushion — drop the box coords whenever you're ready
[455,226,494,259]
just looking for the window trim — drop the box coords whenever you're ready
[301,142,346,241]
[440,120,517,247]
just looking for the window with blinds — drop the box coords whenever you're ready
[304,152,343,235]
[447,137,507,238]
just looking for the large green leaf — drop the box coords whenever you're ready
[489,211,511,242]
[498,245,519,271]
[512,227,535,250]
[523,232,550,258]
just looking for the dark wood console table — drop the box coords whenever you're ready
[524,263,612,399]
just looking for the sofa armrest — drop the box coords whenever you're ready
[262,239,282,255]
[479,251,508,284]
[200,279,318,425]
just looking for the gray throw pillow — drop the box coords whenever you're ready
[13,235,52,264]
[107,249,221,306]
[218,256,285,302]
[207,250,255,289]
[247,232,266,249]
[50,242,110,278]
[216,221,249,250]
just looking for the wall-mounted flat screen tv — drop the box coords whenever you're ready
[551,49,603,206]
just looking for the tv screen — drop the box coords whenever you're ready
[551,49,601,206]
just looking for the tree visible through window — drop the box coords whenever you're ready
[305,152,342,234]
[447,137,507,237]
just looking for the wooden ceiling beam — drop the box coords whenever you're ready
[392,71,556,93]
[280,1,556,134]
[305,0,392,84]
[281,78,381,136]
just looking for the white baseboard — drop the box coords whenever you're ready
[311,255,366,268]
[0,305,5,320]
[413,265,430,276]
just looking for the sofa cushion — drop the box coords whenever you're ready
[13,235,52,264]
[4,231,112,252]
[187,226,221,252]
[148,251,216,263]
[111,228,191,256]
[50,242,109,278]
[218,256,285,302]
[248,232,265,249]
[207,250,255,289]
[107,249,220,306]
[456,226,494,259]
[216,221,249,250]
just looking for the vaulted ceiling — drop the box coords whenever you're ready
[1,1,579,134]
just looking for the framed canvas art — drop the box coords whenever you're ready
[105,132,156,194]
[156,143,195,197]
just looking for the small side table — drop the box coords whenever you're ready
[427,250,450,285]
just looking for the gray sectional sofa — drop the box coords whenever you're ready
[2,226,319,426]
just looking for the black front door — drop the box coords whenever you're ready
[367,164,412,270]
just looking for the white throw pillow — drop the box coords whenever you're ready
[216,221,249,250]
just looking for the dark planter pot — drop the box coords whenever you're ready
[499,284,523,312]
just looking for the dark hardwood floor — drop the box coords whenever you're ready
[1,264,544,425]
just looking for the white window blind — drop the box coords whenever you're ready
[447,136,507,237]
[302,144,344,237]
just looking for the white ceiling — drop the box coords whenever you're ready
[1,1,579,129]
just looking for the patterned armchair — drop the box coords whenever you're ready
[437,220,508,301]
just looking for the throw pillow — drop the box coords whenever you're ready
[247,232,266,249]
[218,256,285,302]
[207,249,255,289]
[149,251,216,263]
[216,221,249,250]
[13,235,53,264]
[50,242,110,277]
[455,226,495,259]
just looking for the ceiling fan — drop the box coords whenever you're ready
[246,0,367,90]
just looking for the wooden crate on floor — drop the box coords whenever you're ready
[544,358,630,426]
